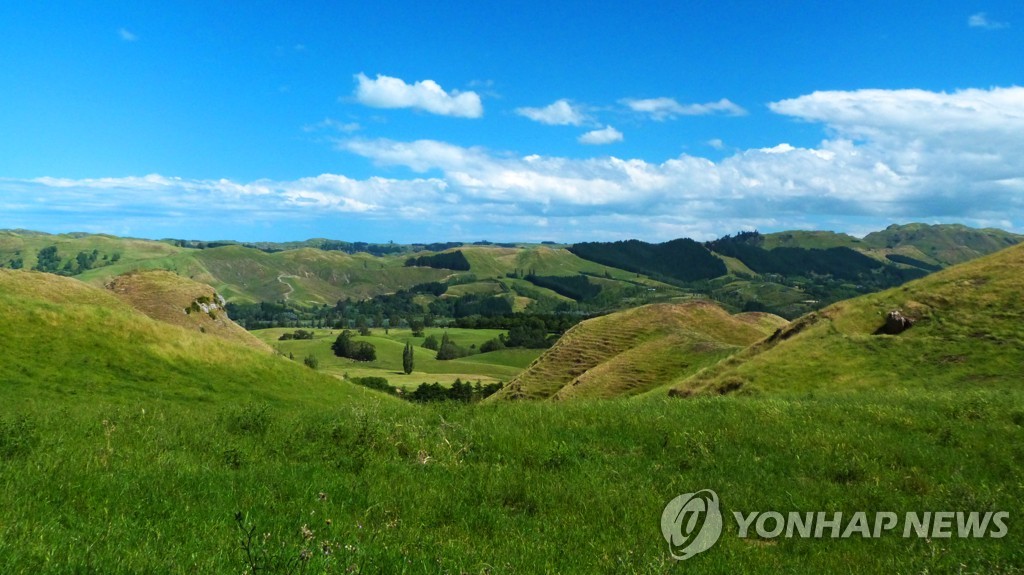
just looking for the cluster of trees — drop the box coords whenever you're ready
[406,379,504,403]
[569,238,727,283]
[345,375,503,403]
[524,273,602,302]
[30,246,120,276]
[428,293,513,318]
[330,330,376,362]
[405,250,471,270]
[885,253,941,272]
[278,329,314,341]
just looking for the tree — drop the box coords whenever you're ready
[422,334,440,351]
[331,330,376,362]
[435,332,469,360]
[402,341,414,374]
[303,355,319,369]
[410,319,425,337]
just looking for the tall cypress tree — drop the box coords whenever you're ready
[402,341,414,374]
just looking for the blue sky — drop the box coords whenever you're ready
[1,1,1022,242]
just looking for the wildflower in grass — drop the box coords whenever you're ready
[300,524,314,541]
[318,491,328,502]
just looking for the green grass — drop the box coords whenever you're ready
[3,243,1024,572]
[499,302,787,400]
[672,242,1024,397]
[1,390,1021,573]
[252,327,540,388]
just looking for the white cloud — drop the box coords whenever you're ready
[302,118,361,133]
[8,86,1024,242]
[623,97,747,120]
[118,28,138,42]
[968,12,1009,29]
[515,99,589,126]
[578,126,623,145]
[353,73,483,118]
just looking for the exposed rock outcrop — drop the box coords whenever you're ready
[875,310,915,335]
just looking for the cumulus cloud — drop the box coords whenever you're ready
[515,99,589,126]
[578,126,623,145]
[8,86,1024,242]
[968,12,1008,29]
[353,73,483,118]
[623,97,747,120]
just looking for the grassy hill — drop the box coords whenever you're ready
[669,241,1024,397]
[861,222,1023,266]
[4,224,1021,325]
[494,302,787,400]
[104,270,271,352]
[0,269,369,408]
[1,259,1022,572]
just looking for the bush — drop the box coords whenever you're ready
[422,335,440,351]
[331,330,377,362]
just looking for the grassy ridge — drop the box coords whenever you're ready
[671,242,1024,396]
[0,269,369,409]
[497,302,787,400]
[105,270,271,352]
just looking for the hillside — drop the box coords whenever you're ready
[668,242,1024,396]
[0,269,370,408]
[4,224,1020,323]
[104,270,271,352]
[494,302,787,400]
[861,222,1022,266]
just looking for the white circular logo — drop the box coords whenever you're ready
[661,489,723,560]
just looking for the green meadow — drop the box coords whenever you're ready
[1,236,1023,573]
[1,391,1022,573]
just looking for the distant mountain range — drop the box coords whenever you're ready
[1,223,1019,320]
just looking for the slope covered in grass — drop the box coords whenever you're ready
[0,269,369,408]
[494,302,787,400]
[862,223,1022,265]
[670,242,1024,396]
[104,270,271,352]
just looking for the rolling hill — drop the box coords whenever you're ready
[0,269,371,408]
[104,270,271,352]
[493,302,787,400]
[3,224,1020,323]
[668,241,1024,397]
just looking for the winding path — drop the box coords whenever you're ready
[277,274,299,302]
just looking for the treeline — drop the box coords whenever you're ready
[885,253,941,272]
[405,250,471,270]
[707,233,883,281]
[347,376,503,403]
[29,246,121,276]
[569,238,727,283]
[524,274,602,302]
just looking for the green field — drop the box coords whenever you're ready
[1,390,1021,573]
[253,327,542,388]
[1,236,1023,572]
